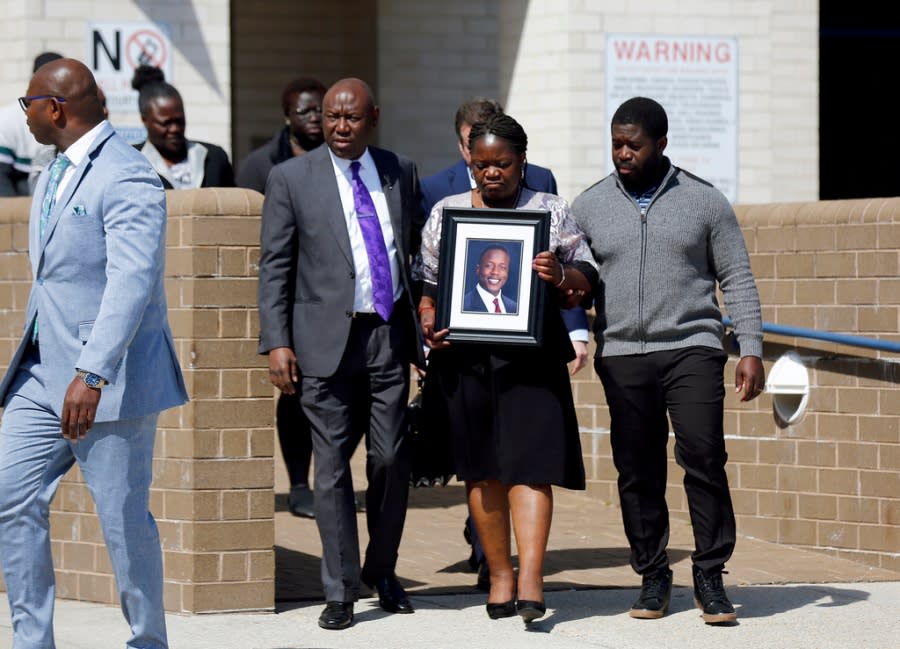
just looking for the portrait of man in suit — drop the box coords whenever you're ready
[257,77,425,631]
[462,242,519,314]
[0,58,188,649]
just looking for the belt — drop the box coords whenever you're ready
[351,311,382,320]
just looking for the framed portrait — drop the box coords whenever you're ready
[435,207,550,345]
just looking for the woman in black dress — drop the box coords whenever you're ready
[415,114,598,622]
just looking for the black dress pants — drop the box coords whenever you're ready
[596,346,735,576]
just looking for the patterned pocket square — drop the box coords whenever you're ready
[72,205,87,216]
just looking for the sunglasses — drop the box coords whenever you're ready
[18,95,67,112]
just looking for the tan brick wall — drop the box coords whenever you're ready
[577,198,900,573]
[2,193,897,611]
[0,188,274,613]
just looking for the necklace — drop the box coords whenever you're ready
[473,183,522,209]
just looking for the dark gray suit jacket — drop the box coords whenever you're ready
[257,145,425,377]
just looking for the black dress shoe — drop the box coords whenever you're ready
[630,567,673,619]
[486,599,516,619]
[366,574,414,614]
[516,599,546,623]
[288,484,315,519]
[318,601,353,630]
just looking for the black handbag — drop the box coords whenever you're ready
[407,375,454,487]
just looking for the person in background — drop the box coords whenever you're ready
[572,96,765,625]
[420,96,591,590]
[236,77,326,192]
[416,113,598,624]
[0,57,187,649]
[0,51,63,196]
[257,78,424,631]
[237,76,327,518]
[131,65,235,189]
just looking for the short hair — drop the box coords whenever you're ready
[479,244,511,265]
[611,97,668,140]
[131,65,181,117]
[455,97,504,138]
[468,113,528,155]
[33,51,63,73]
[280,77,327,115]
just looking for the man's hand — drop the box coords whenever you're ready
[61,377,101,441]
[568,340,589,376]
[735,355,766,402]
[268,347,299,394]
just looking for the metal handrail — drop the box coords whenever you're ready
[722,316,900,354]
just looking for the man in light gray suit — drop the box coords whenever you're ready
[0,58,187,649]
[258,78,424,630]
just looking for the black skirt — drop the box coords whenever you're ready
[424,342,586,490]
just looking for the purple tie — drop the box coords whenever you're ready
[350,161,393,321]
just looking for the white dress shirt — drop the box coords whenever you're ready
[328,147,401,314]
[54,120,109,199]
[475,283,508,313]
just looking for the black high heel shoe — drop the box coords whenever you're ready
[486,599,516,619]
[516,599,546,623]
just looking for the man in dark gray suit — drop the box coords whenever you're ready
[257,78,424,631]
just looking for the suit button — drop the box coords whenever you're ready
[345,310,353,318]
[349,271,355,279]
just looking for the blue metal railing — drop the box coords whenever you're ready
[721,317,900,354]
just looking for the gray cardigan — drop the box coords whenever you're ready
[572,160,763,358]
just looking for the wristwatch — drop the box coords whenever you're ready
[76,370,107,389]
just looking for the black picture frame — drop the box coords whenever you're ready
[435,207,550,345]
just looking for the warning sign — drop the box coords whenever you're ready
[605,34,739,203]
[88,22,173,115]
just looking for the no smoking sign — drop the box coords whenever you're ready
[126,29,169,70]
[89,22,174,114]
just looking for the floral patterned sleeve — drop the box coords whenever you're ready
[412,199,446,287]
[544,194,598,270]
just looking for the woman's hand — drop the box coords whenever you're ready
[418,298,450,350]
[532,250,563,286]
[533,251,589,306]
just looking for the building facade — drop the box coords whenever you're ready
[1,0,820,204]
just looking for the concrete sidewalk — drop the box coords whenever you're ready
[2,580,898,649]
[2,447,898,648]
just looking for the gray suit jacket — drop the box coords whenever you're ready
[0,122,188,421]
[257,145,425,377]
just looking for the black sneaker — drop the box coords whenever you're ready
[692,565,737,624]
[629,567,673,619]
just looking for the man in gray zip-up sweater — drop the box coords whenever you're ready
[572,97,765,625]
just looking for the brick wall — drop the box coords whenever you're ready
[2,193,896,610]
[577,198,900,573]
[0,189,275,613]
